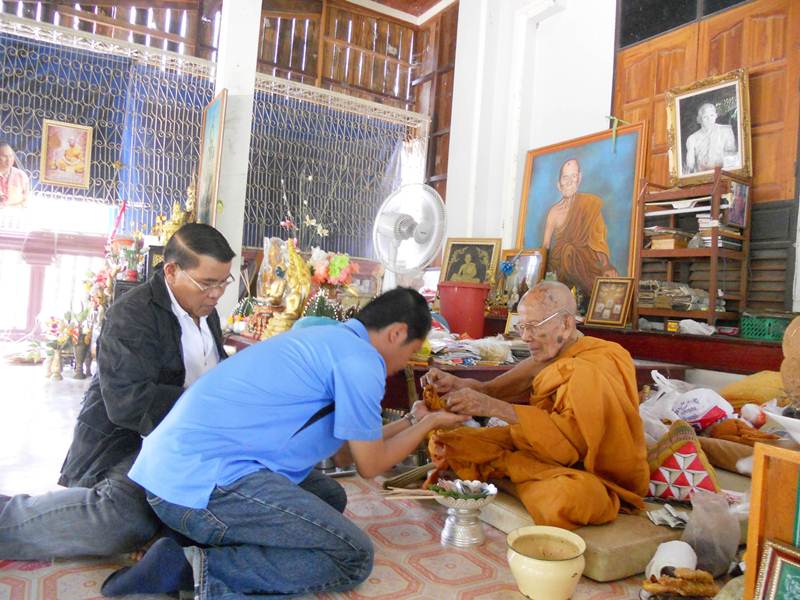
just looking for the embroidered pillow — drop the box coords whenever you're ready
[647,420,719,501]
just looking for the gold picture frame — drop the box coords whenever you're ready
[585,277,635,328]
[754,539,800,600]
[39,119,93,189]
[495,248,547,312]
[196,89,228,226]
[504,312,522,336]
[666,68,752,185]
[440,237,502,285]
[515,123,646,303]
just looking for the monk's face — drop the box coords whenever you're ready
[557,160,581,199]
[517,300,574,362]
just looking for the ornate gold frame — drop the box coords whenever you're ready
[585,277,635,328]
[666,68,752,186]
[754,539,800,600]
[39,119,93,189]
[439,237,502,285]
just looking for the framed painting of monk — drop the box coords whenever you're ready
[196,89,228,226]
[666,69,751,186]
[440,237,502,285]
[39,120,93,189]
[516,122,646,311]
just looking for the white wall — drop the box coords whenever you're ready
[445,0,617,247]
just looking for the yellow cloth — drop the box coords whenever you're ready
[549,193,614,298]
[718,370,785,411]
[428,336,650,530]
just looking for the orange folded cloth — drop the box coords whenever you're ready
[706,418,780,447]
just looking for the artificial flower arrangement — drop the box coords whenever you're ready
[44,307,91,352]
[308,247,359,287]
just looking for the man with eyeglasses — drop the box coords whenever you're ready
[422,281,649,530]
[541,158,619,304]
[0,223,235,560]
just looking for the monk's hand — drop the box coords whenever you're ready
[420,367,462,394]
[443,388,498,417]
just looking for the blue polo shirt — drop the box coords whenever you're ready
[128,319,385,509]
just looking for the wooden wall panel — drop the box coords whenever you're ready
[699,0,798,202]
[615,0,800,204]
[614,26,698,187]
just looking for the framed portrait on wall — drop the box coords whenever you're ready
[196,89,228,226]
[666,69,751,185]
[754,539,800,600]
[515,122,646,305]
[39,119,93,188]
[585,277,635,328]
[440,237,502,285]
[495,248,547,312]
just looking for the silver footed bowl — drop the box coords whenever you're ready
[431,479,498,510]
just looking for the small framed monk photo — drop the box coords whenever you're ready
[585,277,635,328]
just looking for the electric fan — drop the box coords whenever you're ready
[372,183,446,275]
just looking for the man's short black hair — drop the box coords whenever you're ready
[355,287,431,342]
[163,223,235,269]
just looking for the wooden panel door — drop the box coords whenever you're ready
[613,26,698,187]
[698,0,800,203]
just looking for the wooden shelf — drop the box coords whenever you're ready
[641,248,744,260]
[643,183,719,201]
[637,308,740,320]
[634,168,752,327]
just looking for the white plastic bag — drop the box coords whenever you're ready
[644,371,733,431]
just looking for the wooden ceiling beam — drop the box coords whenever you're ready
[54,1,199,9]
[55,6,195,48]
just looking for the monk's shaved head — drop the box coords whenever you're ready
[520,281,577,315]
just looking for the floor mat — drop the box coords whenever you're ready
[0,476,642,600]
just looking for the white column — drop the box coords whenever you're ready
[445,0,617,247]
[213,0,261,318]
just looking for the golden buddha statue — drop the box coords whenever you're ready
[264,239,311,337]
[155,176,197,245]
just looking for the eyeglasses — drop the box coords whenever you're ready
[180,269,235,293]
[514,308,573,336]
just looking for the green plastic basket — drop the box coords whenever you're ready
[740,315,791,341]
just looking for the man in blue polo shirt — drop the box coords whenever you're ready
[102,288,467,599]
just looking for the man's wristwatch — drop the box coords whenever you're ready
[404,412,418,426]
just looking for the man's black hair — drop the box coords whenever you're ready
[355,287,431,342]
[163,223,235,269]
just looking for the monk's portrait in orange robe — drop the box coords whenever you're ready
[542,158,619,300]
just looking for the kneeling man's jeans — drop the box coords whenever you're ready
[147,468,373,599]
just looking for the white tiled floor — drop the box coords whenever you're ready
[0,345,88,496]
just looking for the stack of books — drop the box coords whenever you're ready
[696,214,743,250]
[638,280,726,312]
[644,226,694,250]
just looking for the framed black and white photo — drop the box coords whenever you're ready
[666,69,751,185]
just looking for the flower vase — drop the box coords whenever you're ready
[43,352,53,379]
[73,343,89,379]
[50,351,63,380]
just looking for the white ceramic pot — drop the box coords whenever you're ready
[506,525,586,600]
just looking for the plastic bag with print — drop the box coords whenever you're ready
[644,371,733,431]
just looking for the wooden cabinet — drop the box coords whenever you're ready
[633,167,751,327]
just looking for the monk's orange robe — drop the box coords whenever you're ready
[428,336,650,530]
[549,193,616,298]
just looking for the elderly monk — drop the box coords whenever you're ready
[422,281,649,529]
